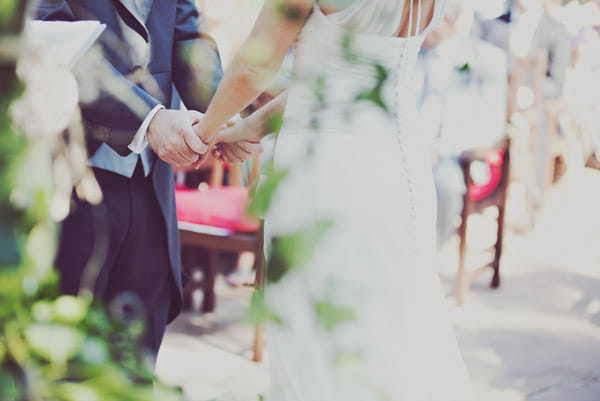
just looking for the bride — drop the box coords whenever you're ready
[194,0,475,399]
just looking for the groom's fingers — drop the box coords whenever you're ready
[187,110,204,122]
[176,150,199,166]
[182,125,209,155]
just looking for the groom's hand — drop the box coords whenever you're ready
[147,109,208,167]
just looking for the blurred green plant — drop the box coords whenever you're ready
[245,0,396,342]
[0,2,183,400]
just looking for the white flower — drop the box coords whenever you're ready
[11,41,79,139]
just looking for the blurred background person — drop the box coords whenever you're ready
[561,0,600,166]
[416,0,508,250]
[476,0,570,208]
[477,0,570,99]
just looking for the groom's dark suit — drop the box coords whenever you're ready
[36,0,222,354]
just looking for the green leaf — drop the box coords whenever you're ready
[55,382,100,401]
[26,323,84,363]
[0,370,22,401]
[53,295,89,325]
[355,64,390,113]
[32,300,54,322]
[314,298,356,332]
[266,112,284,134]
[247,289,282,325]
[267,219,334,284]
[341,32,359,62]
[80,337,109,365]
[456,63,471,73]
[248,167,289,217]
[334,351,365,379]
[0,222,19,265]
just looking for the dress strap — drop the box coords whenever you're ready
[407,0,414,37]
[409,0,424,37]
[416,0,423,36]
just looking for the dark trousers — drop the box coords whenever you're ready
[56,162,176,357]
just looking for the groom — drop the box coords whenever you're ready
[36,0,224,356]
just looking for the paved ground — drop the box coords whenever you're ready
[156,166,600,401]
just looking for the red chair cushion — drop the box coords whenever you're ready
[175,187,259,232]
[468,150,504,202]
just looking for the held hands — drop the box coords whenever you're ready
[211,118,264,165]
[190,116,264,169]
[147,109,209,168]
[147,109,262,170]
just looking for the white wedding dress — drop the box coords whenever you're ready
[264,1,475,400]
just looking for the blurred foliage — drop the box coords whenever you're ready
[0,0,399,398]
[355,63,390,114]
[313,298,356,332]
[0,2,183,400]
[243,0,392,342]
[265,219,334,284]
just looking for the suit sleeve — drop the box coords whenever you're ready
[35,0,161,156]
[171,0,223,113]
[545,23,571,99]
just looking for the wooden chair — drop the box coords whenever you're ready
[455,137,511,305]
[177,156,266,362]
[453,52,546,305]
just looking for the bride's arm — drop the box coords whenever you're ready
[194,0,313,144]
[218,91,288,144]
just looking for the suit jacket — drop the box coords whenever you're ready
[36,0,223,306]
[478,10,570,98]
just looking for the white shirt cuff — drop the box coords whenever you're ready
[128,104,165,154]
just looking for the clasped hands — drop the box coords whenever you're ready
[146,109,262,169]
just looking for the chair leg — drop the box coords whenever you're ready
[491,205,506,289]
[252,323,265,363]
[182,283,195,311]
[252,223,266,362]
[202,250,218,313]
[455,201,470,306]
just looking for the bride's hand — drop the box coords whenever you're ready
[212,141,264,165]
[213,119,263,164]
[191,119,263,168]
[216,116,263,144]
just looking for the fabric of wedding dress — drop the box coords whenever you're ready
[264,1,475,399]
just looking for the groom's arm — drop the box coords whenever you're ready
[171,0,224,114]
[35,0,161,156]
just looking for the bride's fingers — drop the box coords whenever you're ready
[214,146,227,163]
[192,153,207,170]
[214,127,234,143]
[226,144,248,162]
[219,145,237,164]
[238,141,264,155]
